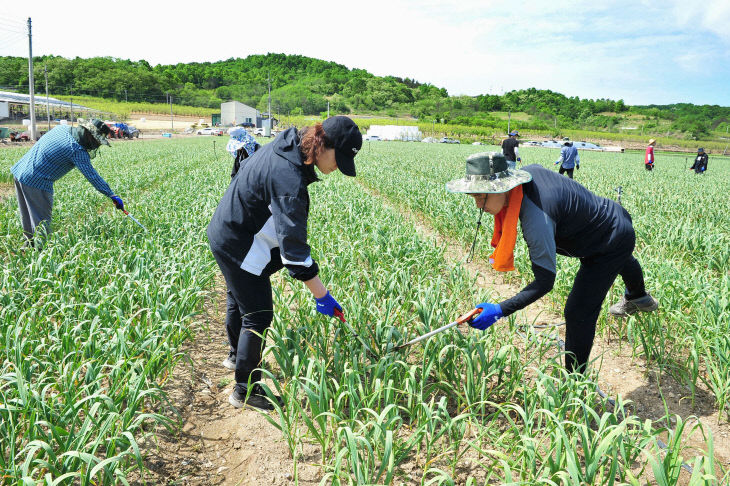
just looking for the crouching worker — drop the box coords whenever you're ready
[445,152,658,373]
[10,119,124,247]
[207,116,362,410]
[226,127,260,179]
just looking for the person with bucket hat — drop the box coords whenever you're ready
[446,152,658,373]
[554,140,580,179]
[689,148,708,174]
[10,118,124,247]
[226,127,261,179]
[207,115,363,410]
[501,130,521,169]
[645,139,657,171]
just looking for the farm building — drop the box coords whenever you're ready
[220,101,260,126]
[0,90,100,124]
[366,125,422,141]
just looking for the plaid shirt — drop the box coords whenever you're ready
[11,125,114,196]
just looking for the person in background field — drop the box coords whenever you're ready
[10,119,124,248]
[554,140,580,179]
[645,139,656,171]
[207,116,362,411]
[226,127,261,179]
[501,130,521,169]
[689,147,708,174]
[446,152,658,374]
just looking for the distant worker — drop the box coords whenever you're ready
[446,152,658,374]
[689,147,708,174]
[10,119,124,247]
[501,130,521,169]
[645,139,656,171]
[554,140,580,178]
[208,116,362,411]
[226,127,260,179]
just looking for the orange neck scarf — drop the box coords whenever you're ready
[489,186,523,272]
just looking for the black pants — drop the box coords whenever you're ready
[211,246,276,388]
[645,163,653,171]
[563,227,646,373]
[558,166,574,179]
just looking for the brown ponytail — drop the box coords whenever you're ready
[299,123,333,166]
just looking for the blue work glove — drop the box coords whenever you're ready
[110,195,124,211]
[516,157,521,162]
[554,160,560,165]
[315,291,342,317]
[469,303,503,330]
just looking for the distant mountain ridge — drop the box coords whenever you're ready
[0,53,727,138]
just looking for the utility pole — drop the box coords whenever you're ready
[267,71,271,129]
[27,17,37,141]
[44,64,50,131]
[327,101,330,118]
[168,93,173,131]
[507,110,511,134]
[124,89,128,103]
[70,87,74,126]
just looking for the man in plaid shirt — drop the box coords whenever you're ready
[11,118,124,247]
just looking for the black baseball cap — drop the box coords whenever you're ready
[322,116,362,177]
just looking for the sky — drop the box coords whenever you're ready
[1,0,729,106]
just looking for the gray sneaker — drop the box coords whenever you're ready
[221,354,236,370]
[609,293,658,317]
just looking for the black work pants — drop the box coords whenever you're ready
[558,166,574,179]
[563,227,646,373]
[211,247,275,388]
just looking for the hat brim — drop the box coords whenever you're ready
[335,148,356,177]
[445,168,532,194]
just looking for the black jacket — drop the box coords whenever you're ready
[690,153,708,173]
[207,128,320,281]
[499,165,634,316]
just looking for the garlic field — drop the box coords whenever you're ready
[1,137,728,485]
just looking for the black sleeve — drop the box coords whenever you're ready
[498,263,556,316]
[270,194,319,281]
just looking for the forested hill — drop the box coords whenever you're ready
[0,53,728,137]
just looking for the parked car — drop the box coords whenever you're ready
[253,127,266,136]
[439,137,460,144]
[196,127,223,136]
[364,135,381,141]
[238,122,255,128]
[126,126,140,138]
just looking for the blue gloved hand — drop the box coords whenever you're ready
[469,303,503,330]
[516,157,521,162]
[554,161,560,165]
[315,291,342,317]
[110,195,124,211]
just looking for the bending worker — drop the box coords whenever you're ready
[207,116,362,411]
[446,152,658,373]
[689,147,708,174]
[554,140,580,178]
[226,127,260,179]
[10,119,124,247]
[501,130,521,169]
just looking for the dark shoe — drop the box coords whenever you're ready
[229,384,283,411]
[609,293,658,317]
[221,354,236,370]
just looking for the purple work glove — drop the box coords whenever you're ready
[110,195,124,211]
[315,291,342,317]
[469,303,503,330]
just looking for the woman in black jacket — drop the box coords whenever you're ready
[207,116,362,410]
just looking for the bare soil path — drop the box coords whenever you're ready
[137,181,729,484]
